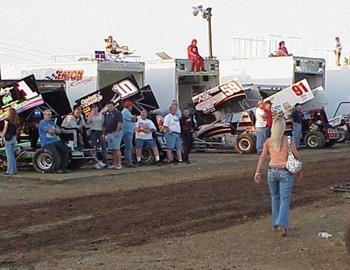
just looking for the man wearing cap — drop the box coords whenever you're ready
[291,103,303,148]
[103,102,123,169]
[122,100,137,167]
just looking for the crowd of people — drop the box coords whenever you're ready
[255,100,302,154]
[0,99,198,175]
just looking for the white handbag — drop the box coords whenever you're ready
[285,136,302,174]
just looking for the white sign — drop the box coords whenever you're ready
[265,79,314,116]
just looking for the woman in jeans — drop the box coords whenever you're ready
[0,108,20,175]
[87,104,108,169]
[254,117,302,236]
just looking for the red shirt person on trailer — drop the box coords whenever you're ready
[187,39,206,71]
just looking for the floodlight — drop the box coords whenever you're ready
[192,6,199,16]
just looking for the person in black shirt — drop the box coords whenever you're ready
[180,108,197,164]
[291,103,303,148]
[0,108,20,175]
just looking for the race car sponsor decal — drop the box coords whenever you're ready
[192,80,245,114]
[0,75,44,120]
[76,75,143,115]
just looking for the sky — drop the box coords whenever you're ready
[0,0,349,64]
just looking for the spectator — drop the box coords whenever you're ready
[61,105,86,149]
[180,108,197,164]
[254,117,302,237]
[270,41,292,57]
[87,104,107,169]
[122,100,137,167]
[105,35,130,56]
[291,103,303,148]
[38,109,70,173]
[164,105,183,164]
[255,101,267,154]
[135,109,161,166]
[103,102,123,169]
[150,99,182,118]
[264,101,273,137]
[187,39,206,71]
[334,37,342,66]
[0,108,19,175]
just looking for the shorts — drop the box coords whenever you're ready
[106,132,122,150]
[165,132,182,150]
[135,138,156,149]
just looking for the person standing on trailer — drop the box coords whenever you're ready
[0,108,20,176]
[164,105,183,164]
[255,101,267,154]
[121,100,137,168]
[103,102,123,170]
[334,37,342,66]
[180,108,197,164]
[187,39,206,72]
[38,109,70,174]
[291,103,303,148]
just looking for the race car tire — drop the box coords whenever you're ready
[304,131,326,149]
[236,133,256,154]
[33,148,55,173]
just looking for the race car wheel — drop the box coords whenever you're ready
[304,131,326,149]
[235,133,256,154]
[33,148,55,173]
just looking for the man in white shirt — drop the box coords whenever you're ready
[334,37,342,66]
[164,105,182,164]
[255,101,267,154]
[135,110,161,166]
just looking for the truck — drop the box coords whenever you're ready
[0,59,145,108]
[144,59,219,110]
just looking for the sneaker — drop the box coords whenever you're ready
[136,160,145,166]
[93,163,102,170]
[108,165,115,169]
[115,164,122,170]
[155,161,162,166]
[98,161,106,168]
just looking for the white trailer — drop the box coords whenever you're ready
[325,67,350,116]
[144,59,219,110]
[0,60,144,108]
[220,56,325,91]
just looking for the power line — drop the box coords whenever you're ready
[0,41,54,56]
[0,52,42,63]
[0,46,51,60]
[0,35,80,54]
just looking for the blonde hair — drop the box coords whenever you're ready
[270,117,286,151]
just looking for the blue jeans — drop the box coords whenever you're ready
[267,169,294,229]
[292,123,301,148]
[4,137,17,175]
[256,127,267,154]
[123,132,134,165]
[90,130,107,164]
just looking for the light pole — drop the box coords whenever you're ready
[192,5,213,59]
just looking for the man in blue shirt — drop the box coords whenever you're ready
[38,109,70,173]
[103,102,123,169]
[122,100,137,167]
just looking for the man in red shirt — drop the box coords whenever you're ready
[187,39,205,72]
[264,101,273,137]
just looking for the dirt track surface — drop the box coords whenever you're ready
[0,145,350,269]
